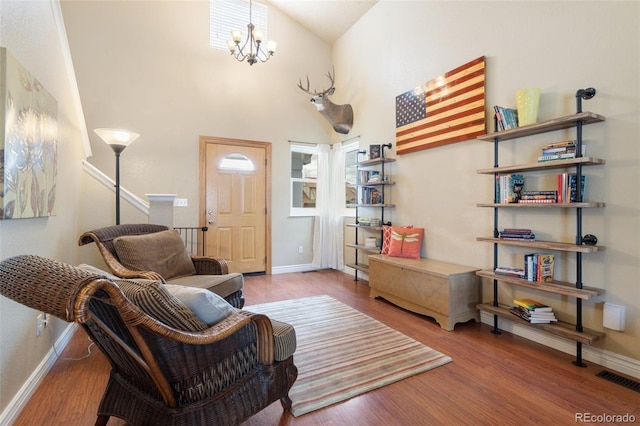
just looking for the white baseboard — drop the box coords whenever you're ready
[0,323,77,425]
[480,311,640,379]
[271,263,319,274]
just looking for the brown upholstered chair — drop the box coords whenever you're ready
[0,255,297,426]
[79,224,244,308]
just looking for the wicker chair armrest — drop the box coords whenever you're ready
[191,256,229,275]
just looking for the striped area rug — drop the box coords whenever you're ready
[245,295,452,416]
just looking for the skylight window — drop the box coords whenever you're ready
[210,0,269,52]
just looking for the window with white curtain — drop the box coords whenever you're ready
[290,143,319,216]
[209,0,269,52]
[343,141,360,211]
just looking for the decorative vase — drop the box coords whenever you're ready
[515,87,540,126]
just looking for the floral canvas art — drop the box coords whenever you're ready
[1,47,58,219]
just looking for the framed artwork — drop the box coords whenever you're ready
[395,56,486,155]
[1,47,58,219]
[369,144,381,159]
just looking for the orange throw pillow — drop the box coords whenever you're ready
[387,226,424,259]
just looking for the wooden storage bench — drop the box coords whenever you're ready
[368,255,481,331]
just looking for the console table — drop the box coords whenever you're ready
[368,255,481,331]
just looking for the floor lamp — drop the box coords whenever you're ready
[94,128,140,225]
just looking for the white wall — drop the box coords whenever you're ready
[0,0,638,420]
[60,0,334,269]
[333,0,639,361]
[0,0,88,416]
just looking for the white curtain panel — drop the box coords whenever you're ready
[312,143,345,269]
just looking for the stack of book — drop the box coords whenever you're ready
[494,266,525,278]
[497,228,535,241]
[537,140,578,162]
[523,253,555,282]
[518,190,557,204]
[493,105,519,130]
[510,298,558,323]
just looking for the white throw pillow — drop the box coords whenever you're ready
[164,284,234,326]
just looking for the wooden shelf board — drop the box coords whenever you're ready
[346,263,369,273]
[346,224,383,231]
[354,181,396,187]
[476,270,604,299]
[476,237,605,253]
[353,204,395,208]
[357,158,396,167]
[477,157,605,174]
[477,202,605,208]
[346,243,381,254]
[477,112,605,142]
[477,303,604,345]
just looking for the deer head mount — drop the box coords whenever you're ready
[297,69,353,134]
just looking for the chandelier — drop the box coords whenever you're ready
[227,0,277,66]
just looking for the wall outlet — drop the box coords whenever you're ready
[174,198,188,207]
[36,314,44,337]
[298,245,304,254]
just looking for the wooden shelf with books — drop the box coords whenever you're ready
[477,303,604,345]
[477,202,605,208]
[476,237,605,253]
[476,111,605,142]
[476,93,606,366]
[347,144,395,281]
[476,270,604,299]
[477,156,605,174]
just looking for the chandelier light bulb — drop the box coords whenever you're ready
[266,40,277,53]
[252,29,263,42]
[231,30,242,43]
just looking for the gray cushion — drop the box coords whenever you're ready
[113,230,197,280]
[115,279,207,332]
[169,273,244,299]
[164,284,234,326]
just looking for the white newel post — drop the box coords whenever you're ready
[146,194,176,227]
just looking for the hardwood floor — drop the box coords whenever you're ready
[14,269,639,425]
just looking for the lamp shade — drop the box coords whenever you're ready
[94,128,140,148]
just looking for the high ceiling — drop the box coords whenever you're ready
[267,0,378,43]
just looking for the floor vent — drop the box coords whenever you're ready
[596,370,640,393]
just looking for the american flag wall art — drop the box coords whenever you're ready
[395,56,486,154]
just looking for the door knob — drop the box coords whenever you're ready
[208,220,215,225]
[208,209,214,215]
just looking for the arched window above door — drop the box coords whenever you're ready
[219,153,255,171]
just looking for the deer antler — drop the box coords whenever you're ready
[297,75,315,95]
[297,68,336,96]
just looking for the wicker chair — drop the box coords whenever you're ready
[79,224,244,308]
[0,255,297,426]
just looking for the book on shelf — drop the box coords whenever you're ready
[538,153,577,162]
[520,191,557,204]
[509,306,557,323]
[537,140,585,163]
[497,174,525,203]
[513,298,553,312]
[497,228,533,234]
[493,105,519,130]
[494,266,525,278]
[523,253,555,282]
[557,173,587,203]
[498,228,535,240]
